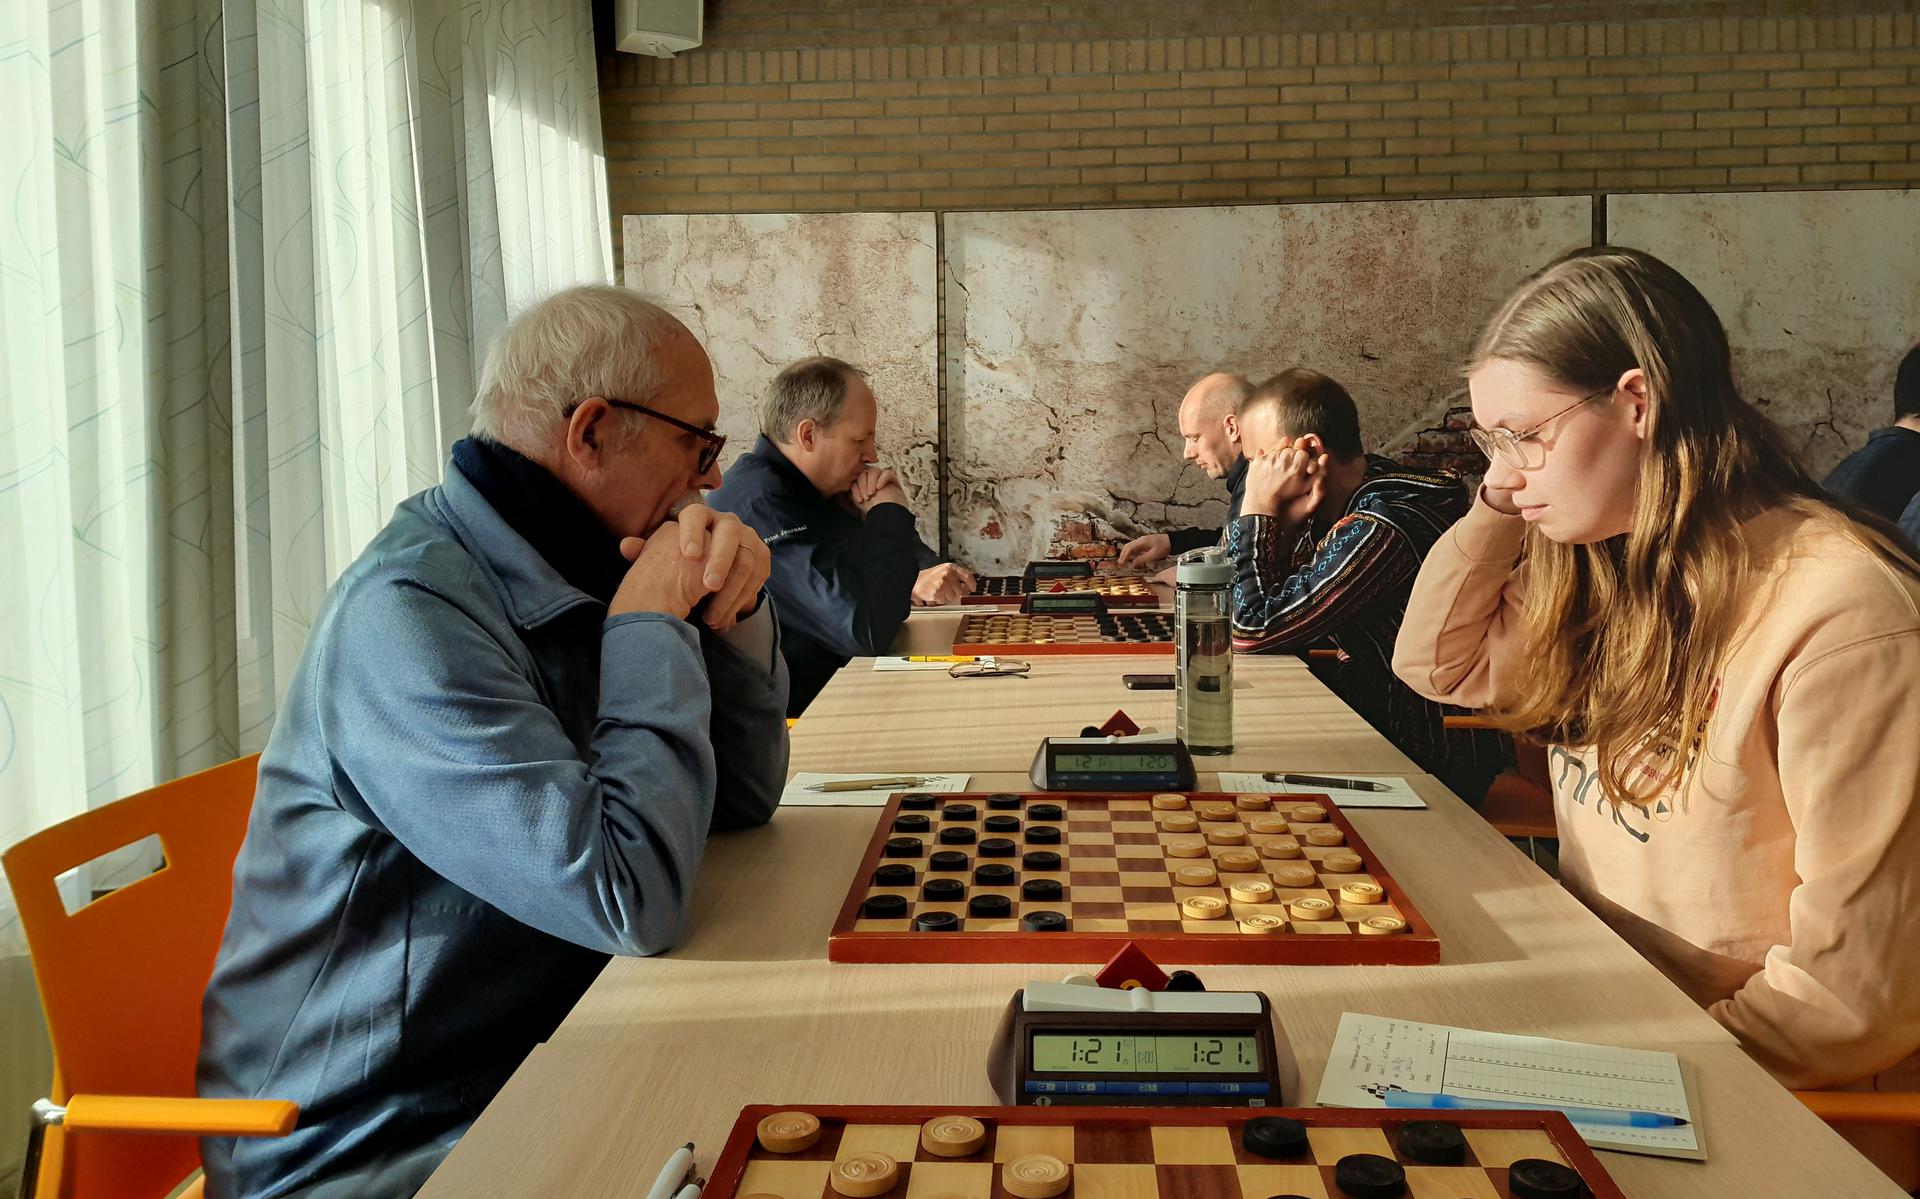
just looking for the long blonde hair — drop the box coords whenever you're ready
[1472,246,1917,805]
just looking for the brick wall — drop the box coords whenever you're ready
[596,3,1918,558]
[599,9,1920,236]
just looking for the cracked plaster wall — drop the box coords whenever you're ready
[1607,190,1920,478]
[620,192,1910,573]
[942,197,1592,572]
[624,213,941,543]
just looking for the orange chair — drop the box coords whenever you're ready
[5,754,297,1199]
[1790,1091,1920,1125]
[1442,714,1558,847]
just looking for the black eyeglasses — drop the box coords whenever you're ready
[599,397,728,473]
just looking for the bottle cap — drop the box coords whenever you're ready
[1176,547,1231,587]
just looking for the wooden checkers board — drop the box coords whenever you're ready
[954,612,1175,657]
[966,576,1161,608]
[710,1104,1626,1199]
[828,792,1439,964]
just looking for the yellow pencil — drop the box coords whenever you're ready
[903,655,979,663]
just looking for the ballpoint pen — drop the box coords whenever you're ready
[1262,771,1391,792]
[807,775,932,792]
[1383,1090,1689,1128]
[646,1144,698,1199]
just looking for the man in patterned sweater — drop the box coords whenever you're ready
[1226,369,1507,804]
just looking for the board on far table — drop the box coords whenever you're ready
[966,575,1161,608]
[954,612,1175,656]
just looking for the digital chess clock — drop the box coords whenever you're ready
[1025,560,1094,580]
[988,983,1294,1106]
[1029,735,1197,791]
[1021,590,1103,615]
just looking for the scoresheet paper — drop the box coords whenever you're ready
[1217,772,1427,809]
[779,772,972,808]
[1316,1012,1703,1160]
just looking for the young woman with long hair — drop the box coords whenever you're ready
[1393,246,1920,1180]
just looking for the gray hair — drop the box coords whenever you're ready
[470,285,681,451]
[761,356,867,442]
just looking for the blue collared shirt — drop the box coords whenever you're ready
[197,461,789,1197]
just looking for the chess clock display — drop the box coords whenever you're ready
[1029,736,1198,791]
[1021,590,1103,615]
[1025,559,1094,580]
[988,984,1294,1106]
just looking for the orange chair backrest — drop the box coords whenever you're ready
[3,754,261,1198]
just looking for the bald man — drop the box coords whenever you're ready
[1117,372,1253,570]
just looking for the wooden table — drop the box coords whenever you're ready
[421,617,1903,1197]
[422,773,1903,1197]
[791,613,1419,776]
[420,1037,1898,1199]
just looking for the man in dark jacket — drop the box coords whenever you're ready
[1118,371,1252,572]
[1226,368,1507,805]
[1823,342,1920,524]
[711,357,974,713]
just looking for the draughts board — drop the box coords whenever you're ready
[828,792,1438,964]
[953,612,1175,656]
[965,576,1161,608]
[709,1104,1626,1199]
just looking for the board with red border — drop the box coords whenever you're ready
[828,792,1439,965]
[709,1104,1624,1199]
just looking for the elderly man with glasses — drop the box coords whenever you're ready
[197,285,790,1198]
[711,356,975,714]
[1225,368,1508,806]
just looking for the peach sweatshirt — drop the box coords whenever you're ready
[1393,497,1920,1094]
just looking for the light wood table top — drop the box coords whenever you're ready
[421,638,1901,1199]
[546,774,1724,1051]
[424,772,1900,1195]
[419,1036,1902,1199]
[791,613,1418,777]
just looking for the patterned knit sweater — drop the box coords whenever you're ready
[1225,455,1506,789]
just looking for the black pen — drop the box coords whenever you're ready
[1262,771,1391,792]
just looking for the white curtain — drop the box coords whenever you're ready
[0,0,611,952]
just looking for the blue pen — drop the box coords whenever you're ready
[1383,1090,1689,1128]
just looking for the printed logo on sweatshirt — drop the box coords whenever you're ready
[1550,678,1718,843]
[1551,749,1653,843]
[764,525,810,547]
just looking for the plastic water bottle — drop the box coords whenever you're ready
[1175,548,1233,754]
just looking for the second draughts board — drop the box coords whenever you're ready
[954,612,1174,656]
[966,575,1161,607]
[828,792,1438,964]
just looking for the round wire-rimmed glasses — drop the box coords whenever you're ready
[949,659,1031,679]
[1467,385,1614,470]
